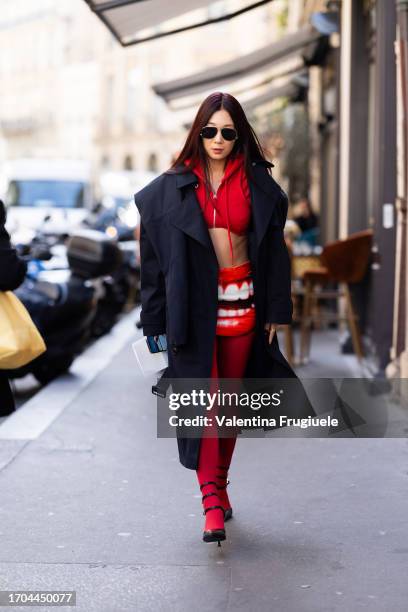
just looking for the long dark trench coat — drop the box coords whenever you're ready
[134,159,316,470]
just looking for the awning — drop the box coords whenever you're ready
[242,80,303,112]
[83,0,273,47]
[152,25,325,103]
[180,70,308,129]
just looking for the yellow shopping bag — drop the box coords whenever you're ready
[0,291,46,369]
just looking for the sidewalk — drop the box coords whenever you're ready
[0,314,406,612]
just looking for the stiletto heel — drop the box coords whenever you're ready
[216,465,233,521]
[200,481,226,545]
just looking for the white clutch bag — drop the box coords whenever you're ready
[132,336,168,377]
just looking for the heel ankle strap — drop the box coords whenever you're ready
[199,480,217,490]
[202,491,218,502]
[216,479,230,489]
[203,504,224,516]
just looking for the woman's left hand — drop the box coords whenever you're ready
[264,323,277,344]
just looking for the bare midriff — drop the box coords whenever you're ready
[208,227,249,269]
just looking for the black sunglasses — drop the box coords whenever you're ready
[200,126,238,141]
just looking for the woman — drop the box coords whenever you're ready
[0,200,27,416]
[134,92,314,546]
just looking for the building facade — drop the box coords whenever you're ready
[0,0,286,177]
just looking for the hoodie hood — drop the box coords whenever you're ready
[185,153,249,267]
[186,153,245,183]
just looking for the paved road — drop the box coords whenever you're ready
[0,318,406,611]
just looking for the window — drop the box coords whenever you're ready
[124,154,133,170]
[7,180,85,208]
[106,75,114,129]
[125,67,142,131]
[147,153,158,172]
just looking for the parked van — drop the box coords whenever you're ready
[0,158,94,237]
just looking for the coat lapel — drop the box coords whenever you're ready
[171,172,217,261]
[169,160,282,257]
[249,164,283,248]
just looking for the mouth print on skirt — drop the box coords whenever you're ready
[216,260,256,336]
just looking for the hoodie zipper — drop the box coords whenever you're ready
[212,181,221,228]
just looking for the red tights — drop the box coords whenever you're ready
[196,330,255,530]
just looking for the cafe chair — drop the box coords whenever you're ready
[299,229,373,363]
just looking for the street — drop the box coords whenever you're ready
[0,1,407,610]
[0,312,406,612]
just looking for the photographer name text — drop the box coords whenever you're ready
[168,415,339,429]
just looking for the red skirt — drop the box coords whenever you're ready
[216,260,256,336]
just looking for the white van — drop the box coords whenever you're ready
[0,158,94,237]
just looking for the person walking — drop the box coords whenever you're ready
[134,92,312,547]
[0,200,27,416]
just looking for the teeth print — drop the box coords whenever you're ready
[217,307,252,317]
[218,280,255,300]
[223,283,240,300]
[217,319,239,327]
[240,282,249,299]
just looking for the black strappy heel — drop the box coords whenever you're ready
[216,465,233,521]
[200,481,226,547]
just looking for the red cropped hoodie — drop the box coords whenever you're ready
[187,153,251,266]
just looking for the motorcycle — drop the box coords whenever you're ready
[6,229,123,384]
[82,198,141,313]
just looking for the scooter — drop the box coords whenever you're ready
[17,225,138,338]
[6,229,123,384]
[84,199,141,305]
